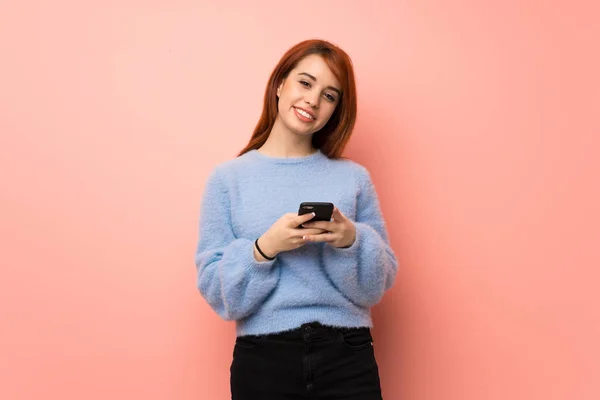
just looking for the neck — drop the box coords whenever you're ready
[258,118,316,158]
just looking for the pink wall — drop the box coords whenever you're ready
[1,1,598,399]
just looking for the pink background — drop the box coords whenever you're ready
[1,1,599,399]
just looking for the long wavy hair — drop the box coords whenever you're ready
[238,39,357,159]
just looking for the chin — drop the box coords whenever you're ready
[287,123,318,136]
[291,129,315,137]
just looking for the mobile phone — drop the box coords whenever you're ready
[298,202,334,225]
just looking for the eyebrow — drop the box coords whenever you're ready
[298,72,341,96]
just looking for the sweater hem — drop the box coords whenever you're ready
[234,306,373,336]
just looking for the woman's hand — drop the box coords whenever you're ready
[255,212,328,260]
[300,207,356,248]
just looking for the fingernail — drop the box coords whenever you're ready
[312,212,316,216]
[302,235,307,240]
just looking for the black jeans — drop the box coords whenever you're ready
[230,321,383,400]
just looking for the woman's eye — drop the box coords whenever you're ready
[299,80,310,87]
[325,93,336,102]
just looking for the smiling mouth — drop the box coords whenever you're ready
[294,107,315,121]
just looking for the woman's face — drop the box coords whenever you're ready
[275,54,341,137]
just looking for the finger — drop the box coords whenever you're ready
[294,212,317,226]
[332,207,347,222]
[303,232,337,243]
[293,228,327,237]
[301,221,335,230]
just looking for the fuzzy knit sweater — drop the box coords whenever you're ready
[194,149,398,336]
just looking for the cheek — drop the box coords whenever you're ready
[281,84,300,99]
[279,90,298,110]
[277,95,290,113]
[319,104,337,123]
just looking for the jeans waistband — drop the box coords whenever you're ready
[243,321,370,341]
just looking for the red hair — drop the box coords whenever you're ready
[238,39,357,159]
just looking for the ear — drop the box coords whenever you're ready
[276,80,284,97]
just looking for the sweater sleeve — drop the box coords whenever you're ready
[321,167,398,308]
[194,168,280,321]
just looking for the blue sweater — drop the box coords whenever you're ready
[194,149,398,336]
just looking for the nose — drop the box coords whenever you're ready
[304,91,320,109]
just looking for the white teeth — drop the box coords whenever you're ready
[295,108,313,119]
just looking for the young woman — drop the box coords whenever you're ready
[195,39,398,400]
